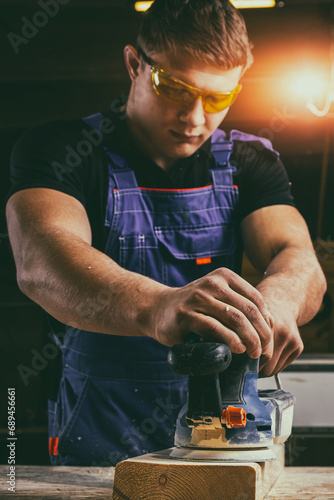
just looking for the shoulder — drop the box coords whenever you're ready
[8,115,109,208]
[213,129,295,219]
[211,128,279,161]
[13,116,103,157]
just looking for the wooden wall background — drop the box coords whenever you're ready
[0,0,333,465]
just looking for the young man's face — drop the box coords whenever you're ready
[125,46,243,170]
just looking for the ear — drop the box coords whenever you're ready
[124,45,141,81]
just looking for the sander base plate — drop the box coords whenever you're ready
[169,446,277,463]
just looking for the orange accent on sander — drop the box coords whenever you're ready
[221,405,247,428]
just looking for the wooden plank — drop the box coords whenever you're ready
[112,446,284,500]
[0,466,115,498]
[1,465,334,498]
[266,466,334,499]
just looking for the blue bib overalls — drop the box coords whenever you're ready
[48,118,277,466]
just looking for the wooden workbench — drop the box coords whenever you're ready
[1,465,334,499]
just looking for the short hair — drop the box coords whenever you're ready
[137,0,254,74]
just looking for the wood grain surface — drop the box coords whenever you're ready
[0,465,114,499]
[266,466,334,499]
[1,464,334,499]
[112,447,284,500]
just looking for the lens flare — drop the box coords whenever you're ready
[289,71,328,101]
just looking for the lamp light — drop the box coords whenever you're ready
[230,0,275,8]
[134,1,276,12]
[134,1,153,12]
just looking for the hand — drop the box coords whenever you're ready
[259,302,304,377]
[149,267,273,358]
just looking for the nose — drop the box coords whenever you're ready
[178,97,206,127]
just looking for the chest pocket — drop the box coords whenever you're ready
[118,222,237,287]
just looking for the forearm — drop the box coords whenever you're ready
[256,245,326,326]
[18,229,167,337]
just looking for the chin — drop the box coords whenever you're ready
[174,142,201,158]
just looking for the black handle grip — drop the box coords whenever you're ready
[167,342,232,376]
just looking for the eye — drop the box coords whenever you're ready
[206,93,227,104]
[159,80,195,103]
[179,89,196,104]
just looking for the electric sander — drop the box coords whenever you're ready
[167,338,295,463]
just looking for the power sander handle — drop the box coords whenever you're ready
[167,339,232,376]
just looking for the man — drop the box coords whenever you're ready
[6,0,325,466]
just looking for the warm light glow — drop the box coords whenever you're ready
[289,71,328,102]
[134,1,153,12]
[230,0,275,8]
[135,0,276,11]
[286,67,333,117]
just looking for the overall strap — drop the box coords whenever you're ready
[210,128,235,188]
[105,151,138,190]
[210,127,280,188]
[210,128,234,166]
[228,129,280,158]
[82,113,104,132]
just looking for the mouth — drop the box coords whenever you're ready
[170,130,200,143]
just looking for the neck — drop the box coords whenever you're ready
[126,116,176,171]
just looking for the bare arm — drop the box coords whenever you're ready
[6,188,166,337]
[242,204,326,375]
[6,187,274,356]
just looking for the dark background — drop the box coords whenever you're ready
[0,0,333,466]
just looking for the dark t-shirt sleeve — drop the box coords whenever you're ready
[7,120,109,251]
[7,120,89,207]
[233,140,295,221]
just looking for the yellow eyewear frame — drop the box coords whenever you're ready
[138,47,242,113]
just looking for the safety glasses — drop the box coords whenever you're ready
[138,47,242,113]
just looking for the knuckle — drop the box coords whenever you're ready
[229,311,244,329]
[190,287,208,305]
[260,363,274,377]
[265,353,273,362]
[261,329,273,345]
[290,335,304,352]
[201,274,219,289]
[245,303,259,322]
[175,304,191,326]
[214,267,229,277]
[298,343,304,355]
[209,267,231,284]
[202,323,220,342]
[295,338,304,354]
[203,273,229,295]
[249,287,264,305]
[262,349,273,361]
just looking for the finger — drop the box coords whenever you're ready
[214,303,263,358]
[274,342,303,374]
[260,331,303,376]
[259,336,284,375]
[189,292,263,357]
[260,345,297,377]
[216,269,273,326]
[277,353,301,374]
[218,288,274,355]
[259,341,274,367]
[259,341,285,376]
[191,313,247,355]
